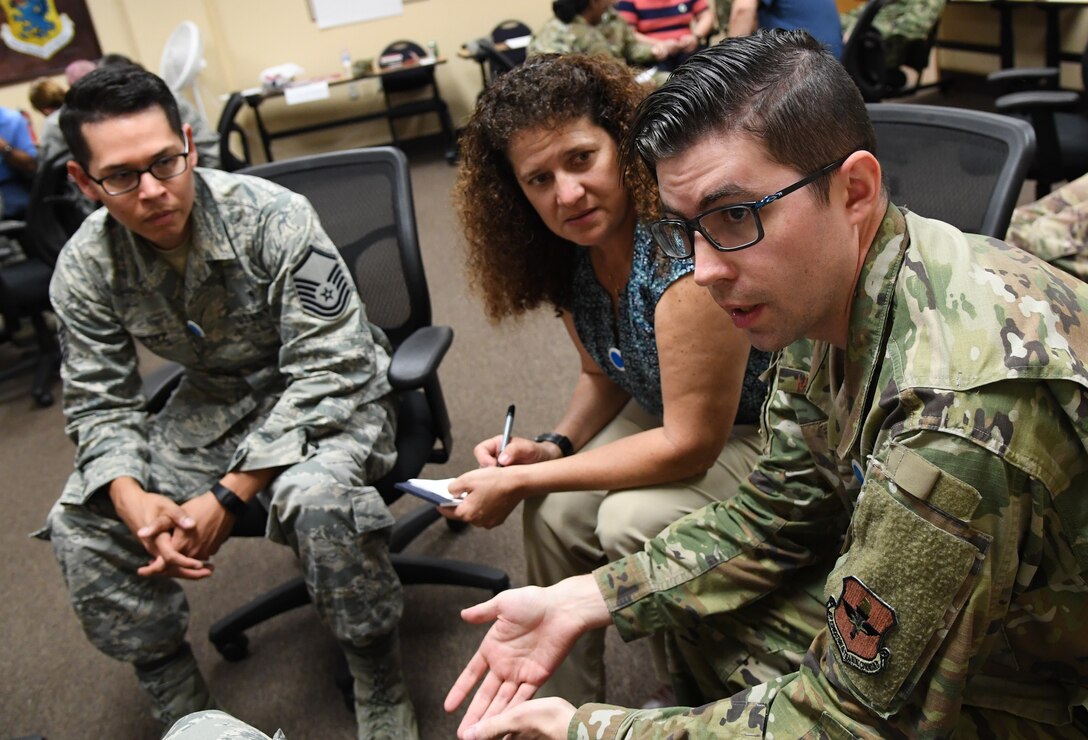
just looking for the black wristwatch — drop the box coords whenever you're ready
[534,432,574,457]
[211,482,249,517]
[1,143,13,157]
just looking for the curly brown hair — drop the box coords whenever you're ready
[454,54,658,322]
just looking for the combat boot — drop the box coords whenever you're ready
[134,643,218,727]
[343,632,419,740]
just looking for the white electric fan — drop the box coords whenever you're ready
[159,20,207,120]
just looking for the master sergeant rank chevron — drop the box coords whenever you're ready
[291,246,351,319]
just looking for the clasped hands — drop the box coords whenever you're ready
[109,477,234,580]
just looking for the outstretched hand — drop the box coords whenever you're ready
[460,697,576,740]
[445,577,610,737]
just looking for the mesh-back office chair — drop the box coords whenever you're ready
[181,147,508,662]
[215,92,253,172]
[0,154,89,406]
[868,104,1035,238]
[378,41,458,164]
[989,41,1088,199]
[843,0,943,103]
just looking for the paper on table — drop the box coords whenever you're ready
[395,477,463,506]
[284,81,330,105]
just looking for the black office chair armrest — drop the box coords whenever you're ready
[987,67,1061,95]
[0,219,26,236]
[142,361,185,412]
[995,89,1081,114]
[387,325,452,390]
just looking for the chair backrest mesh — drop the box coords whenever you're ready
[869,104,1035,238]
[491,20,530,78]
[240,148,427,346]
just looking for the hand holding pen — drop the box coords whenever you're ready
[496,404,515,467]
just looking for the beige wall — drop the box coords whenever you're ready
[1,0,553,161]
[5,0,1088,159]
[938,2,1088,88]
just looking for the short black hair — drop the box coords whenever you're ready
[60,64,182,167]
[626,29,877,204]
[553,0,590,23]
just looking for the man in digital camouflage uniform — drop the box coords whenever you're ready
[1006,172,1088,283]
[443,30,1088,739]
[841,0,946,71]
[36,64,417,738]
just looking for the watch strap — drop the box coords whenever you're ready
[211,481,248,517]
[534,432,574,457]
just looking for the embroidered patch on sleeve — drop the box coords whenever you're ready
[291,246,351,319]
[827,575,898,675]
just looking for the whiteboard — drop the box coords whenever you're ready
[309,0,404,29]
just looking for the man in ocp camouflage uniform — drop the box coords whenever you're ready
[1006,172,1088,283]
[841,0,946,70]
[35,64,417,738]
[443,30,1088,739]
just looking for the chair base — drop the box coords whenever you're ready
[208,554,509,661]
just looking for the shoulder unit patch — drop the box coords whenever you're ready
[291,246,351,319]
[827,575,898,675]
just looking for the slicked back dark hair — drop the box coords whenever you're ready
[625,29,876,204]
[60,64,182,167]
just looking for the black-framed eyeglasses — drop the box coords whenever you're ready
[84,139,190,196]
[650,154,851,259]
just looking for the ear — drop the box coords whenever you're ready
[182,123,196,167]
[67,159,100,202]
[838,150,883,225]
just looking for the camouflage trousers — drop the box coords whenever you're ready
[660,565,828,708]
[579,675,1088,737]
[43,411,416,736]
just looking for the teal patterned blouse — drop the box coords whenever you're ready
[565,223,769,421]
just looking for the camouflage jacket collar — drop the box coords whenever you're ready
[182,171,240,297]
[822,204,908,459]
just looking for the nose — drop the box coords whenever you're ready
[555,172,585,207]
[692,233,738,287]
[135,170,167,199]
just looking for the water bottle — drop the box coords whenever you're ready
[426,40,438,59]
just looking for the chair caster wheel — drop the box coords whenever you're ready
[33,391,53,407]
[213,634,249,662]
[445,518,468,532]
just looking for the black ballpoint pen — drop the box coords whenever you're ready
[497,404,515,467]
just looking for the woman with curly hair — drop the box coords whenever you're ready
[444,54,770,705]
